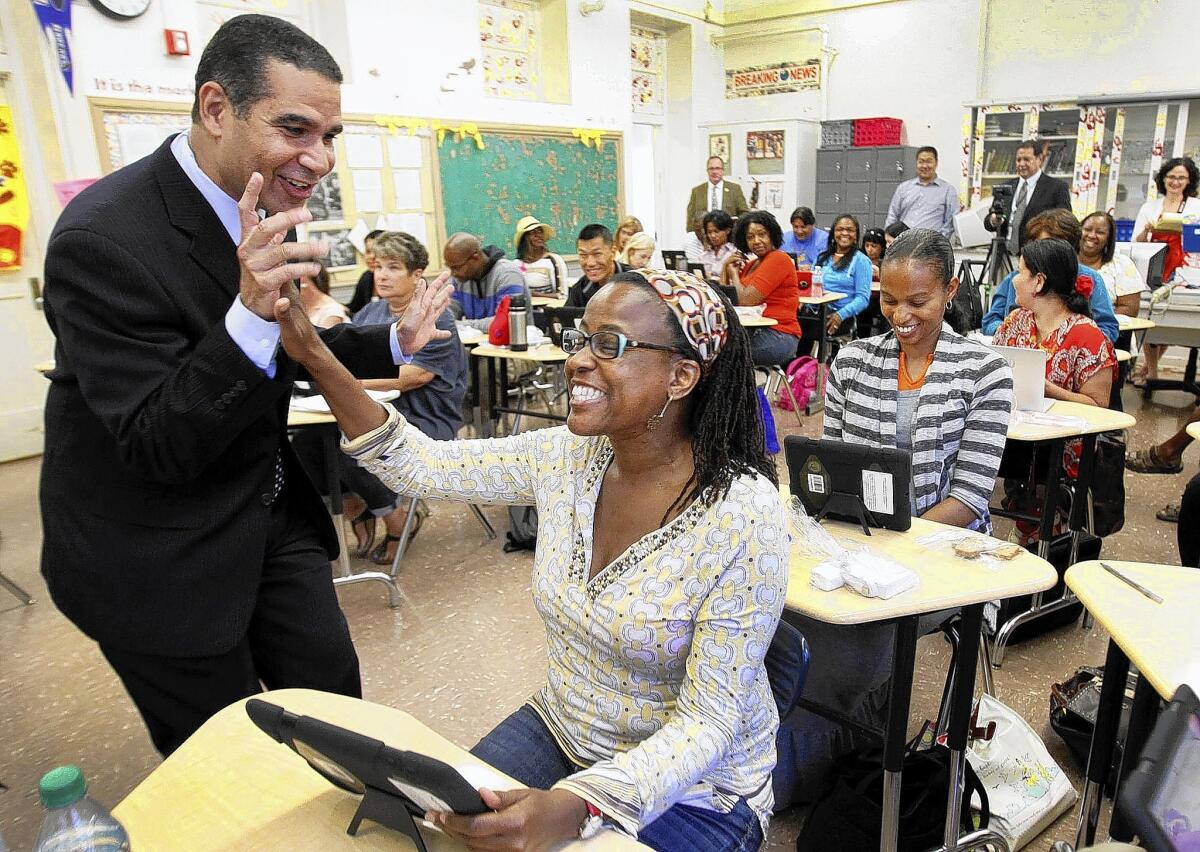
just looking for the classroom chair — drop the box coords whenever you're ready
[0,532,34,605]
[385,496,497,580]
[764,619,811,808]
[756,362,806,427]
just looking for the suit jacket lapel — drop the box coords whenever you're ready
[151,139,240,299]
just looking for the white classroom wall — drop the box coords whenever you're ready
[23,0,1198,255]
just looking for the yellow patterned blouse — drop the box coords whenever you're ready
[343,409,790,839]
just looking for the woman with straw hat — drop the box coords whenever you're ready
[515,215,569,299]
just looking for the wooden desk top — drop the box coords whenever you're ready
[787,516,1057,624]
[114,689,648,851]
[1188,422,1200,442]
[1116,349,1132,363]
[796,292,843,306]
[531,295,566,308]
[471,342,569,363]
[34,359,54,374]
[737,313,778,328]
[287,410,338,428]
[1006,400,1136,442]
[1065,562,1200,699]
[1117,315,1155,332]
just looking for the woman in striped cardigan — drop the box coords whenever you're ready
[823,229,1014,532]
[775,229,1014,808]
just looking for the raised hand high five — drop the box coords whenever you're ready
[395,270,455,356]
[237,172,324,320]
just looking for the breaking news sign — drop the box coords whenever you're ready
[726,59,821,99]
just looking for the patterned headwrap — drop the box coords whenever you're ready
[634,268,730,367]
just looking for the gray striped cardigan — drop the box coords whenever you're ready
[823,324,1014,532]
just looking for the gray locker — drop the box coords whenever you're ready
[815,182,844,212]
[875,182,899,217]
[845,149,875,181]
[845,182,873,216]
[875,147,916,183]
[816,149,845,182]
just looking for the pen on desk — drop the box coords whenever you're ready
[1100,562,1164,604]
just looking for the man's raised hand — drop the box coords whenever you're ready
[395,271,455,356]
[237,172,323,320]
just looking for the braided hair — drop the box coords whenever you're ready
[613,271,777,519]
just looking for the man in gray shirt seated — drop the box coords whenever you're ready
[444,232,531,331]
[885,146,960,238]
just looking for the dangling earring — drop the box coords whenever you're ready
[647,395,673,432]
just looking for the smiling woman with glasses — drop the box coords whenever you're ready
[271,268,788,852]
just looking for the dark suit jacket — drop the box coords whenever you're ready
[983,173,1072,248]
[41,138,396,657]
[686,181,750,230]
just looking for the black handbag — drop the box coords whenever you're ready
[1049,666,1134,795]
[1088,432,1126,537]
[796,736,989,852]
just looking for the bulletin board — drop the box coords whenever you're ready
[434,125,623,257]
[88,98,192,174]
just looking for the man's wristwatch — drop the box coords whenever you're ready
[579,800,605,839]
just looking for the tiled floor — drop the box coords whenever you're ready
[0,381,1194,851]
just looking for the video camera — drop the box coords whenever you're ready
[990,183,1014,223]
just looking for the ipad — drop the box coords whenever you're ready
[1119,684,1200,852]
[246,699,488,820]
[784,435,913,532]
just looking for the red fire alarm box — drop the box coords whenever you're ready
[164,29,190,56]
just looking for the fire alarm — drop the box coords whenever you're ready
[164,29,190,56]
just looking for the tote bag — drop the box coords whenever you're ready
[966,693,1077,850]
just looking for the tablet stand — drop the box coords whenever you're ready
[815,491,878,536]
[347,787,429,852]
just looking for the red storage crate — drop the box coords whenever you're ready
[852,117,904,147]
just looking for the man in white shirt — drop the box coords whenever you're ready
[686,156,749,232]
[984,139,1071,251]
[884,146,960,238]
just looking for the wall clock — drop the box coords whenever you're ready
[90,0,152,20]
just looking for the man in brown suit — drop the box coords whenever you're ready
[686,156,749,230]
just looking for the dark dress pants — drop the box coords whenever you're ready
[100,490,361,756]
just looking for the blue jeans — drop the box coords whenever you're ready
[749,327,800,367]
[470,704,764,852]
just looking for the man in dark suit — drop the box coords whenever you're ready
[984,139,1072,252]
[685,156,750,233]
[40,15,451,756]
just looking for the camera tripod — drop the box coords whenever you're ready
[957,222,1014,325]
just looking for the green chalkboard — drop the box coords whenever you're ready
[435,130,623,257]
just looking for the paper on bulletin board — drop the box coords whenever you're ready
[382,212,427,244]
[116,123,170,169]
[352,170,383,212]
[344,134,383,169]
[386,135,423,168]
[392,170,422,209]
[53,178,98,209]
[347,219,370,254]
[0,104,28,269]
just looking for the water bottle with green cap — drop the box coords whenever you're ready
[33,765,130,851]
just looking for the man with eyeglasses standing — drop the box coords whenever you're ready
[686,156,750,235]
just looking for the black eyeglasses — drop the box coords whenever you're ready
[560,328,683,360]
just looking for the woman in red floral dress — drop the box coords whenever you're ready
[994,238,1116,544]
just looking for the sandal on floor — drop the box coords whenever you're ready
[369,507,427,565]
[350,510,377,558]
[1125,446,1183,475]
[1157,503,1181,523]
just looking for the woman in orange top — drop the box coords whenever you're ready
[720,210,802,365]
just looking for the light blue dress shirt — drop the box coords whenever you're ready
[169,132,408,376]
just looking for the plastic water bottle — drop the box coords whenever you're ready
[508,294,528,352]
[812,265,824,298]
[33,765,130,852]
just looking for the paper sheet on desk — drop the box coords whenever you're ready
[456,324,485,345]
[290,389,399,413]
[735,305,766,318]
[1010,410,1087,430]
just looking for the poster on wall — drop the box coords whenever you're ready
[761,181,784,211]
[315,227,358,270]
[0,105,29,270]
[746,130,785,176]
[726,59,821,99]
[708,134,731,163]
[305,171,343,223]
[630,26,665,116]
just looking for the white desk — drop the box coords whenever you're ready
[114,689,649,851]
[787,516,1056,852]
[1065,562,1200,848]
